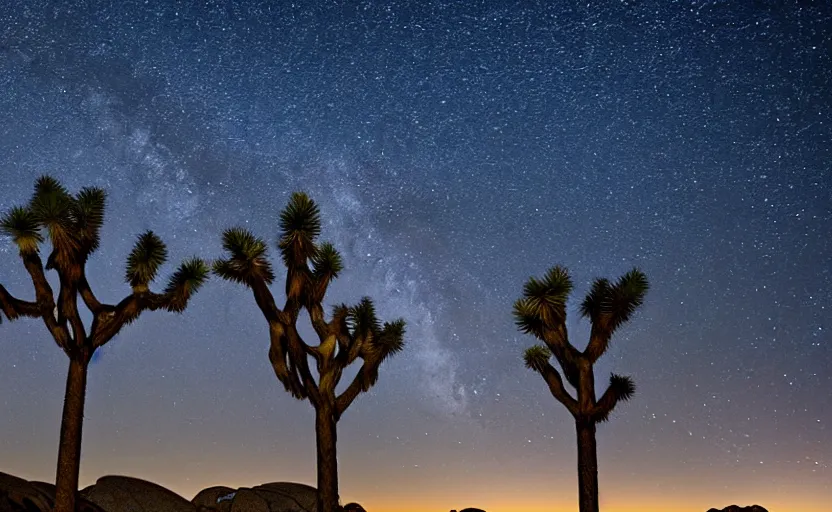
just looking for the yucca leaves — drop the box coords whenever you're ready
[342,298,405,363]
[593,373,637,423]
[513,266,573,336]
[163,257,210,312]
[312,241,343,281]
[523,345,552,372]
[347,297,380,339]
[222,227,270,261]
[609,269,649,329]
[377,318,406,360]
[523,266,573,306]
[73,187,106,255]
[579,278,611,320]
[125,231,168,289]
[523,265,572,322]
[2,178,106,261]
[513,297,545,337]
[29,175,75,233]
[212,227,275,285]
[581,268,649,335]
[609,373,636,402]
[279,191,322,240]
[1,206,43,254]
[278,192,321,266]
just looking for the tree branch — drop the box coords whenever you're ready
[583,323,612,363]
[56,272,87,352]
[77,273,106,314]
[251,279,287,324]
[268,322,308,400]
[285,323,321,405]
[19,252,71,348]
[90,291,166,349]
[335,360,375,420]
[542,325,581,388]
[591,374,636,423]
[536,361,580,417]
[0,283,41,320]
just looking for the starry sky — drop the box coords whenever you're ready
[0,1,830,511]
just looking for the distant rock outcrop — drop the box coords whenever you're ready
[0,472,105,512]
[450,508,487,512]
[191,482,318,512]
[81,476,197,512]
[192,486,236,512]
[0,472,368,512]
[706,506,768,512]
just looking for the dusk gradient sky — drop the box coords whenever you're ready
[1,2,830,511]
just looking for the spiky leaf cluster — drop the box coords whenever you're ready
[346,298,405,361]
[278,192,321,267]
[347,316,406,394]
[580,268,648,335]
[347,298,380,339]
[594,373,637,423]
[29,176,74,230]
[213,227,275,286]
[1,177,110,264]
[513,265,573,337]
[377,319,406,360]
[72,187,106,256]
[609,373,636,402]
[125,231,168,288]
[523,345,552,373]
[312,242,343,281]
[0,206,43,254]
[163,257,210,312]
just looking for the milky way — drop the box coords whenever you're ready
[1,2,830,511]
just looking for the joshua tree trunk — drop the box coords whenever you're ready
[315,401,339,512]
[576,420,599,512]
[54,355,89,512]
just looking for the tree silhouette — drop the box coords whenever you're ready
[213,192,405,512]
[515,266,648,512]
[0,176,208,512]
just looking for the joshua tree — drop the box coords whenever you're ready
[213,192,406,512]
[515,266,648,512]
[0,176,208,512]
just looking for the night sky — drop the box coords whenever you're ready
[1,2,830,511]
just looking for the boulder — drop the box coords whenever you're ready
[247,483,318,512]
[192,482,319,512]
[81,475,196,512]
[192,486,236,512]
[706,507,768,512]
[0,472,52,511]
[226,489,270,512]
[0,472,104,512]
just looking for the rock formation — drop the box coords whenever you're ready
[80,476,196,512]
[0,471,369,512]
[191,482,318,512]
[0,472,105,512]
[706,506,768,512]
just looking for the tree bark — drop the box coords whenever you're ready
[576,420,599,512]
[315,402,339,512]
[53,356,89,512]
